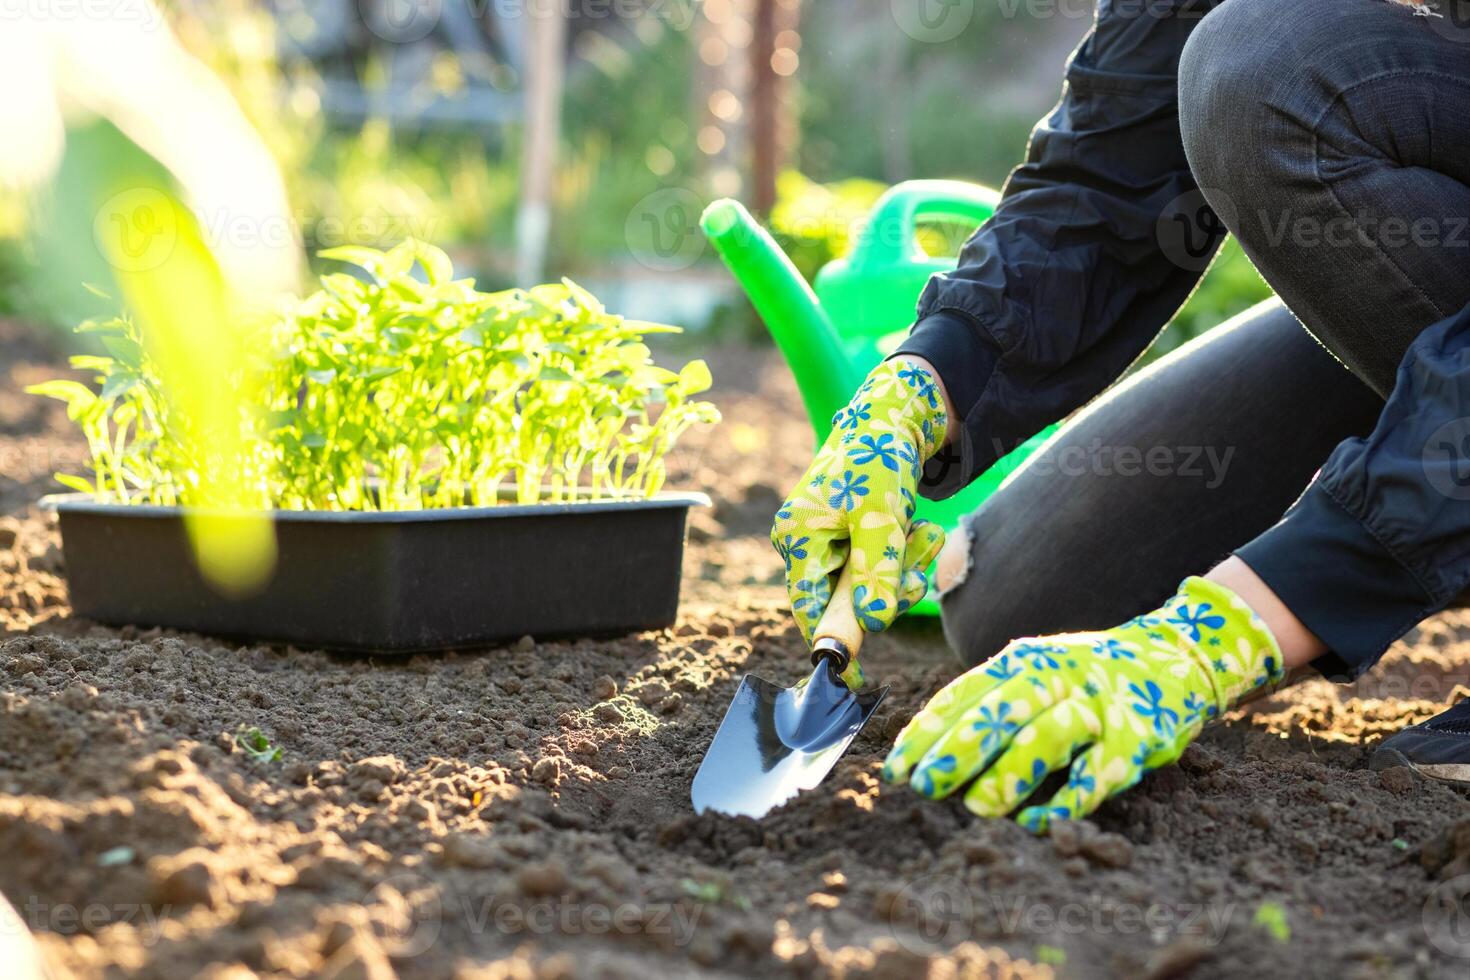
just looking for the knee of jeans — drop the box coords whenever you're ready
[1178,0,1294,200]
[936,523,1028,669]
[935,524,973,596]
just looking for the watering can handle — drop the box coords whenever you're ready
[848,180,1001,272]
[812,562,864,672]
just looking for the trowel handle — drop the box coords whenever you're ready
[812,562,864,672]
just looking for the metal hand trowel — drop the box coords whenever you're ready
[692,564,889,818]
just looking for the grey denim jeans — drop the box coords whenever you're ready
[941,0,1470,666]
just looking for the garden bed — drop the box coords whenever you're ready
[3,323,1470,979]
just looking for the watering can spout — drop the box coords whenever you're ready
[701,199,863,435]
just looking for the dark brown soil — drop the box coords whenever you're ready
[3,318,1470,979]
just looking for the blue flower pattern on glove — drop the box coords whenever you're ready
[1182,692,1206,725]
[848,432,902,471]
[1014,758,1049,796]
[1067,757,1095,795]
[1093,638,1136,660]
[1129,679,1179,735]
[984,654,1021,682]
[835,401,872,431]
[912,754,957,796]
[971,703,1019,751]
[1166,602,1226,642]
[776,535,808,571]
[852,585,890,632]
[791,577,831,619]
[1013,642,1063,670]
[828,470,870,511]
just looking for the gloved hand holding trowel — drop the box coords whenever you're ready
[745,352,1307,832]
[691,355,954,819]
[695,350,1311,827]
[769,356,951,687]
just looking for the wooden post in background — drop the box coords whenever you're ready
[516,4,566,286]
[748,0,800,215]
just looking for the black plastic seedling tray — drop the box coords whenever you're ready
[44,492,709,652]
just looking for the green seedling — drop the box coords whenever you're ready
[679,877,751,911]
[1253,901,1290,943]
[1034,945,1067,967]
[237,726,282,763]
[31,240,720,511]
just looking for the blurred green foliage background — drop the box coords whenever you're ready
[0,0,1271,355]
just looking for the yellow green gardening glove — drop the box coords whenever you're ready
[882,577,1285,832]
[771,359,948,683]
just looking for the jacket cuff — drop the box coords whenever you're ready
[891,310,1000,501]
[1234,481,1434,680]
[891,310,998,423]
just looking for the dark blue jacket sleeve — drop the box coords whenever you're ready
[896,0,1225,499]
[1237,301,1470,679]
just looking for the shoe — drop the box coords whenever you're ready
[1370,698,1470,785]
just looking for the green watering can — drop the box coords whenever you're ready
[701,180,1057,616]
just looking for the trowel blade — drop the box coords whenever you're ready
[691,660,888,819]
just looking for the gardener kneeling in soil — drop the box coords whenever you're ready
[773,0,1470,830]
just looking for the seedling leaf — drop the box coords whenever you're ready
[412,241,454,285]
[54,473,96,495]
[237,726,282,763]
[677,359,713,396]
[1253,901,1290,943]
[26,380,100,421]
[318,245,388,273]
[1035,946,1066,966]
